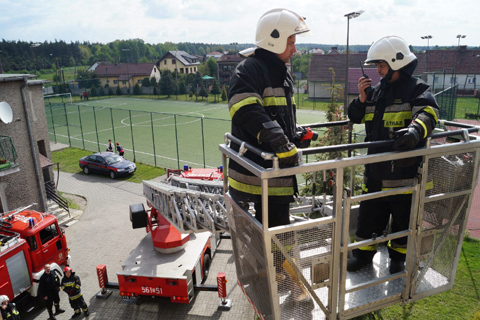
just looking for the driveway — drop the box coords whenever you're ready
[22,171,254,320]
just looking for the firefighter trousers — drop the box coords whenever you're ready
[354,194,412,261]
[69,295,88,314]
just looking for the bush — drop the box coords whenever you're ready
[116,85,122,96]
[133,83,141,95]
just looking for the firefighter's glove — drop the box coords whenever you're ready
[393,122,423,150]
[258,121,300,168]
[294,126,318,148]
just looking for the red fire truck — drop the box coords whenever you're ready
[97,168,230,308]
[0,205,70,310]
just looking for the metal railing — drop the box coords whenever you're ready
[0,135,18,169]
[45,181,70,217]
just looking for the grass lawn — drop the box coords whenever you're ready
[52,147,166,183]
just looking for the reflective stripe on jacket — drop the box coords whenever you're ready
[228,49,297,202]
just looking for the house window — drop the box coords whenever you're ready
[106,80,110,84]
[138,80,143,84]
[194,67,197,72]
[172,59,176,64]
[154,67,156,72]
[185,68,189,74]
[122,81,126,85]
[164,60,167,65]
[114,80,119,84]
[468,77,476,84]
[180,68,184,74]
[450,77,457,84]
[434,77,438,83]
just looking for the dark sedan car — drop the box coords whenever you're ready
[79,152,136,179]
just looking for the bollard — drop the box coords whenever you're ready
[96,264,112,299]
[217,272,232,310]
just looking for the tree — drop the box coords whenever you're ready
[133,83,141,95]
[160,70,175,98]
[99,86,105,96]
[116,85,122,95]
[90,84,97,97]
[142,77,151,87]
[179,81,187,95]
[301,68,362,201]
[221,86,227,101]
[211,78,221,102]
[206,57,217,77]
[199,84,208,101]
[150,77,157,87]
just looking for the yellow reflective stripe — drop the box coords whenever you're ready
[388,240,407,254]
[381,180,433,193]
[263,96,287,106]
[415,118,428,138]
[363,113,374,122]
[229,96,263,119]
[422,106,439,122]
[229,177,294,196]
[362,183,368,192]
[291,96,296,105]
[383,111,412,127]
[354,240,377,251]
[276,147,297,158]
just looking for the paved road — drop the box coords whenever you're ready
[23,170,254,320]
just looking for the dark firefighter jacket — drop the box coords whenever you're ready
[348,64,439,193]
[1,303,20,320]
[228,49,298,203]
[39,271,61,298]
[61,273,83,300]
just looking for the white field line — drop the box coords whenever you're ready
[49,133,214,168]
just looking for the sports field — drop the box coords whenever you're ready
[46,97,327,169]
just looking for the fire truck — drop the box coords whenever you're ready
[97,167,231,307]
[0,204,70,311]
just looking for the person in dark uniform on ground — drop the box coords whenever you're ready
[0,295,21,320]
[116,142,124,157]
[228,8,315,302]
[39,264,65,320]
[347,35,439,274]
[106,139,114,152]
[61,267,89,318]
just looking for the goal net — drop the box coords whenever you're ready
[44,93,73,106]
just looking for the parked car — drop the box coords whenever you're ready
[79,152,136,179]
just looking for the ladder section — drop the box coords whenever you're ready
[143,180,228,235]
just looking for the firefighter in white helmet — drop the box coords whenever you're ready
[0,295,21,320]
[228,9,313,303]
[347,35,439,274]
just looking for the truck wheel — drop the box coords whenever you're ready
[83,166,90,175]
[202,253,211,280]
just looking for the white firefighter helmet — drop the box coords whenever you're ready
[239,8,311,57]
[0,295,8,304]
[365,35,417,71]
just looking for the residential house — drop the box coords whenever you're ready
[425,46,480,93]
[94,63,160,90]
[0,74,54,213]
[307,52,427,104]
[206,52,224,60]
[217,54,244,86]
[157,51,200,74]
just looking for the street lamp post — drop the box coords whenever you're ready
[343,10,364,113]
[457,34,466,47]
[421,35,433,73]
[106,67,109,97]
[30,43,41,75]
[122,49,131,95]
[230,42,238,54]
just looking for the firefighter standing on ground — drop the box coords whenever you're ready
[228,8,315,302]
[39,264,65,320]
[347,35,439,274]
[0,295,21,320]
[61,267,89,318]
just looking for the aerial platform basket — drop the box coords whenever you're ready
[219,120,480,320]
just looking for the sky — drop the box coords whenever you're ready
[0,0,478,48]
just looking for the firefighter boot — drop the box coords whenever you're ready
[48,310,57,320]
[389,259,405,274]
[282,259,311,303]
[84,307,90,316]
[71,310,81,319]
[54,306,65,315]
[347,249,374,272]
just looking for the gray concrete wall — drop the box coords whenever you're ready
[0,79,49,212]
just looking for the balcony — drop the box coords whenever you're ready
[0,135,19,176]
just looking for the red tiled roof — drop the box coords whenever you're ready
[426,49,480,74]
[218,54,244,63]
[94,63,156,77]
[308,52,427,82]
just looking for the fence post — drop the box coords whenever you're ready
[129,110,136,162]
[49,106,57,144]
[110,108,116,150]
[174,115,180,170]
[78,105,85,150]
[201,117,206,168]
[93,106,100,152]
[150,112,156,167]
[63,103,72,147]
